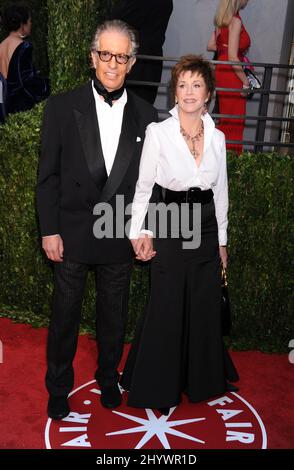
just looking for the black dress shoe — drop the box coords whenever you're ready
[157,407,170,416]
[226,381,239,392]
[100,384,122,409]
[47,396,70,420]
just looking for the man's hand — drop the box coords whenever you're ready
[42,235,64,262]
[131,234,156,262]
[219,246,228,269]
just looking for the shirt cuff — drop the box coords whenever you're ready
[42,234,60,238]
[218,230,227,246]
[140,229,154,237]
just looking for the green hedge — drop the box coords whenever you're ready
[227,151,293,350]
[0,109,293,351]
[47,0,113,93]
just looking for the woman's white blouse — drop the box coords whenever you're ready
[129,106,228,246]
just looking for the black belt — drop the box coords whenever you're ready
[163,187,213,205]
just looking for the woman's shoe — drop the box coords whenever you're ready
[157,407,170,416]
[100,384,122,408]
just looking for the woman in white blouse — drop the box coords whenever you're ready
[121,55,238,415]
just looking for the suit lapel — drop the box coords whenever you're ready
[74,82,108,190]
[98,92,139,202]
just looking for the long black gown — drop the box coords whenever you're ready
[121,199,239,409]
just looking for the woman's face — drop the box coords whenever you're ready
[175,71,209,115]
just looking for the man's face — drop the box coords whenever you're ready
[91,30,136,92]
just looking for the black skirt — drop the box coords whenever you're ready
[121,199,238,408]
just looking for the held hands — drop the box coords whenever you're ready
[131,234,156,262]
[42,235,64,262]
[131,240,226,265]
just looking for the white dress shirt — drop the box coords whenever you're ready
[129,105,228,246]
[92,81,127,176]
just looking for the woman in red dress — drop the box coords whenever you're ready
[207,0,251,153]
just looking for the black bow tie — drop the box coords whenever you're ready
[93,76,125,107]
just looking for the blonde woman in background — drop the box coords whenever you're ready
[207,0,251,153]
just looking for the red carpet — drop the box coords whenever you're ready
[0,317,293,449]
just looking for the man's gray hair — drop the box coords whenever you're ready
[90,19,139,56]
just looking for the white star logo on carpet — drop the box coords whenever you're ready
[107,407,206,449]
[45,379,267,449]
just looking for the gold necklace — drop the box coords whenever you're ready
[180,121,204,158]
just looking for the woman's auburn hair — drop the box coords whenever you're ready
[170,54,215,105]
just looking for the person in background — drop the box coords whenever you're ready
[207,0,251,153]
[111,0,173,104]
[121,55,239,416]
[36,19,157,421]
[0,4,49,115]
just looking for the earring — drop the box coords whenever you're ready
[202,102,208,115]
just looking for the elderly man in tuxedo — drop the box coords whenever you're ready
[36,19,157,420]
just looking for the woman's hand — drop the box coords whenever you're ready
[241,83,251,97]
[131,234,156,262]
[219,246,228,269]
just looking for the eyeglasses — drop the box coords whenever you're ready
[95,50,131,65]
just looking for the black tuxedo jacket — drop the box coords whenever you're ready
[36,82,158,264]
